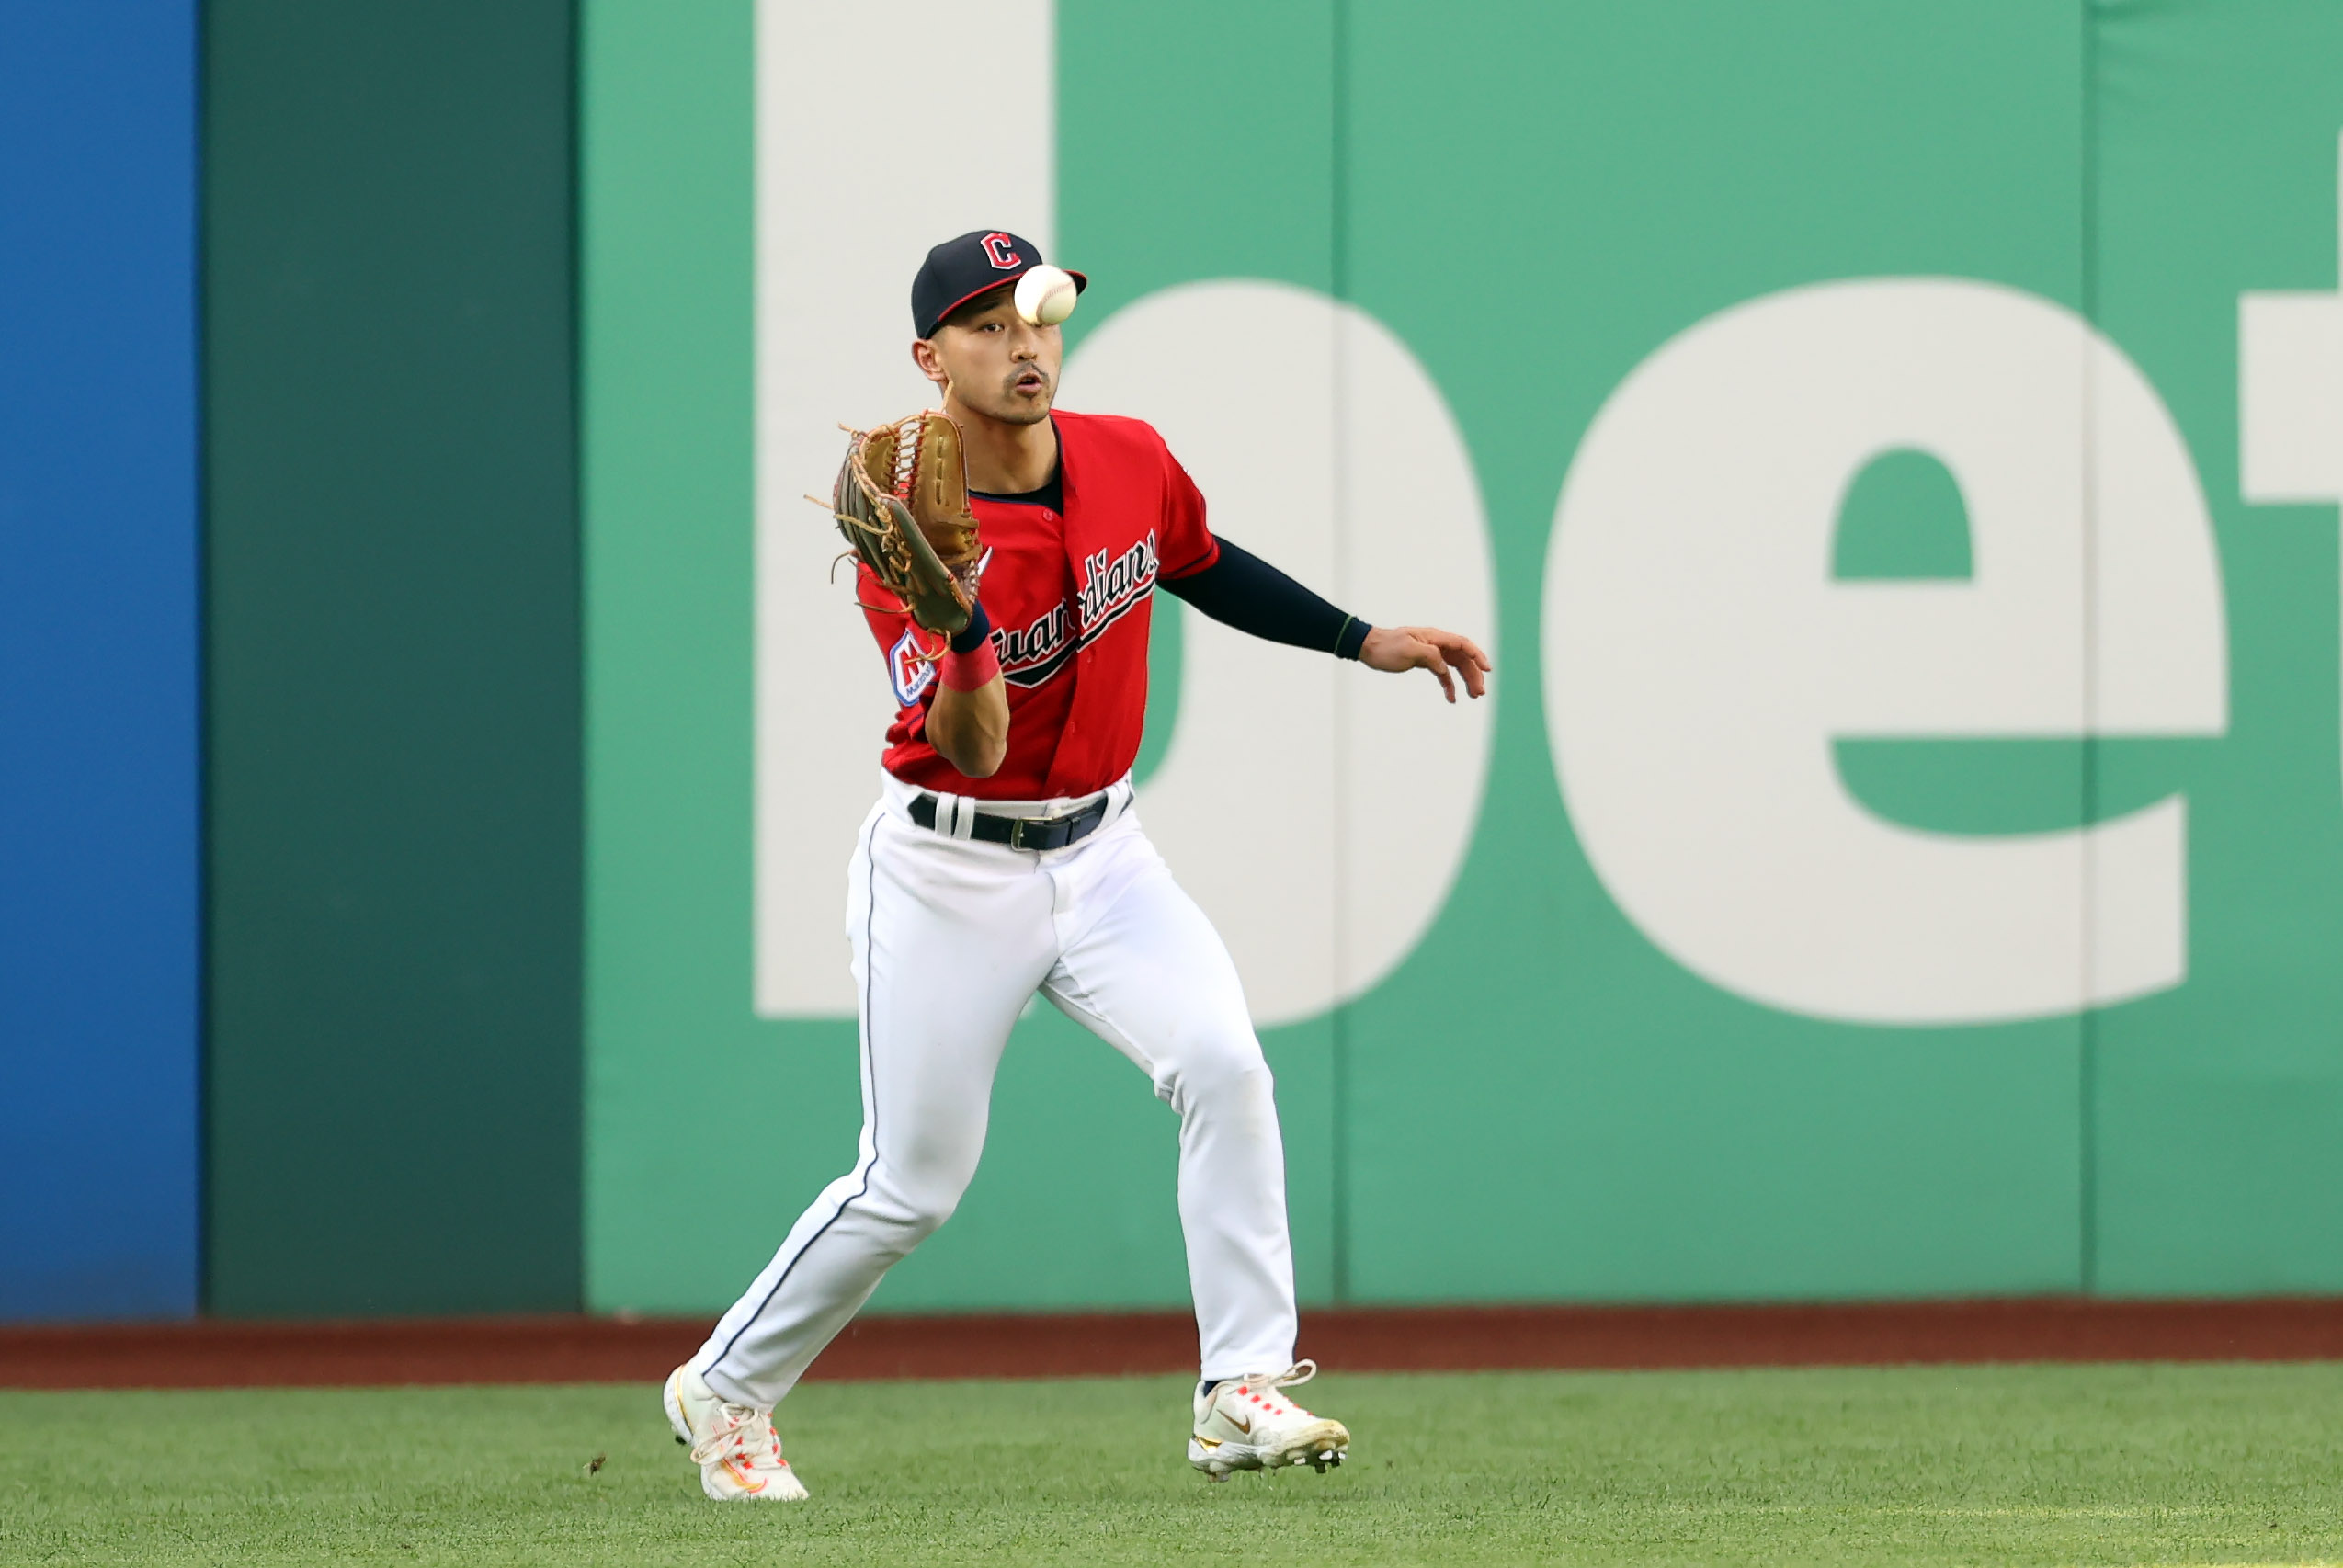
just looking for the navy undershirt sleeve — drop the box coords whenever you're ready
[1160,534,1371,660]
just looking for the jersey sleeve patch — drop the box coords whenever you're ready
[888,627,938,707]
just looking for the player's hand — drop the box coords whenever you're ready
[1359,625,1491,704]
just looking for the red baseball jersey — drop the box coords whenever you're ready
[859,409,1218,801]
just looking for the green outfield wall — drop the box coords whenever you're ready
[583,1,2343,1316]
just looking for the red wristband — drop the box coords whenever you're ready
[938,637,999,691]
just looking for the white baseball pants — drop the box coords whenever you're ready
[694,771,1298,1409]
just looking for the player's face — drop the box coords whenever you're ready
[916,290,1062,426]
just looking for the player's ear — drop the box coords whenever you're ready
[911,336,952,391]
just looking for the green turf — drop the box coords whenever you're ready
[2,1364,2338,1565]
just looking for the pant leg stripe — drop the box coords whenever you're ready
[705,812,885,1384]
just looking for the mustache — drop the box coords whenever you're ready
[1007,364,1052,390]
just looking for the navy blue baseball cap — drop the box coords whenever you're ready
[912,230,1087,338]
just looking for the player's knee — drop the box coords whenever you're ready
[1165,1028,1274,1115]
[900,1191,960,1241]
[864,1157,971,1244]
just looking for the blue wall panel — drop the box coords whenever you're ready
[0,0,201,1321]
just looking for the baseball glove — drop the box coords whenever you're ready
[816,411,983,637]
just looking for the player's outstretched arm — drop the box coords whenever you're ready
[1160,536,1493,702]
[1358,625,1492,705]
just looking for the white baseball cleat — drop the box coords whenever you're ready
[663,1364,811,1501]
[1187,1359,1351,1480]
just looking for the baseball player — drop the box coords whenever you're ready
[664,230,1490,1500]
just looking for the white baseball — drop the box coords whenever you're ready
[1014,265,1078,327]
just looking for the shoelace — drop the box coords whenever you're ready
[688,1401,779,1468]
[1271,1359,1317,1391]
[1223,1359,1321,1422]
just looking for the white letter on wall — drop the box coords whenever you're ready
[1545,278,2226,1026]
[1062,281,1496,1025]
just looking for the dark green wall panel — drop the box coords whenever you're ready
[205,0,581,1314]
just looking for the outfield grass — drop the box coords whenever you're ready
[1,1364,2337,1566]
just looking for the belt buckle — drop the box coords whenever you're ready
[1011,809,1078,851]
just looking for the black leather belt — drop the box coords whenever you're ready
[910,791,1113,851]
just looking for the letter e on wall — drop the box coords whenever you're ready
[1543,279,2226,1026]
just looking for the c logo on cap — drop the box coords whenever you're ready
[981,233,1022,269]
